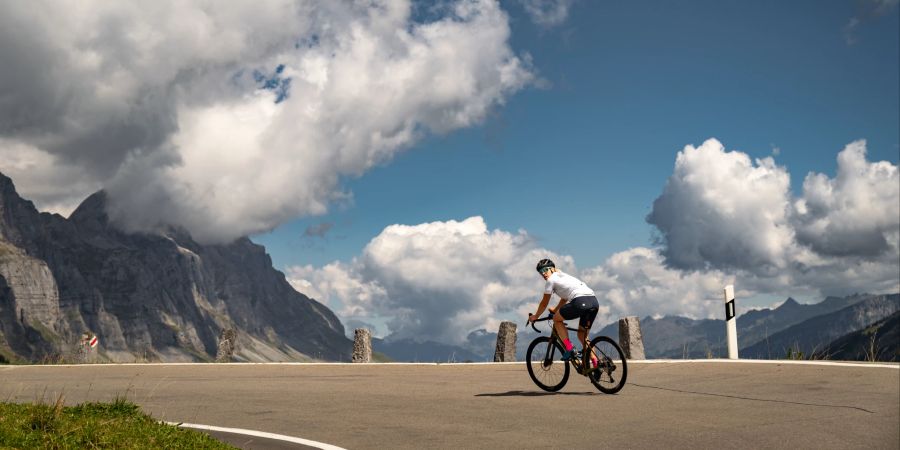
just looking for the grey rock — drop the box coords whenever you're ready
[618,316,645,360]
[0,242,60,332]
[216,328,237,362]
[493,321,516,362]
[352,328,372,363]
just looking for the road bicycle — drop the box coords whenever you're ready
[525,314,627,394]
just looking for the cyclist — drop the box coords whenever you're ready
[527,258,600,365]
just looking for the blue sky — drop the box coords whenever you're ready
[1,0,897,343]
[255,0,899,272]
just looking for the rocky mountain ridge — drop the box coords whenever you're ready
[741,294,900,359]
[594,293,899,360]
[370,293,899,362]
[0,172,352,363]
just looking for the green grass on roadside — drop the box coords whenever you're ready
[0,396,235,449]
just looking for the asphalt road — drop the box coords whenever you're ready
[1,361,897,449]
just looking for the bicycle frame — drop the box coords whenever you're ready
[530,315,598,376]
[526,314,628,394]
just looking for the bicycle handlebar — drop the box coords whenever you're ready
[527,313,580,333]
[526,314,553,333]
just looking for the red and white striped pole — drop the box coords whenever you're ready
[724,285,738,359]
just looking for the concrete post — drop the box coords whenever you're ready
[618,316,646,360]
[724,285,738,359]
[215,328,237,362]
[493,321,517,362]
[352,328,372,363]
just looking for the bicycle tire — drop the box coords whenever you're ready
[586,336,627,394]
[526,336,570,392]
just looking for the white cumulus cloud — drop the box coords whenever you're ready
[647,138,899,297]
[0,0,534,243]
[646,138,796,274]
[290,140,898,345]
[581,247,733,321]
[794,140,899,258]
[287,217,735,344]
[288,216,571,343]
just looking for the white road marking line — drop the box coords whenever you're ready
[12,360,898,369]
[167,422,346,450]
[626,359,899,369]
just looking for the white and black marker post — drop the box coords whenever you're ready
[724,285,738,359]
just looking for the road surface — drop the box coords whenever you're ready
[1,361,897,449]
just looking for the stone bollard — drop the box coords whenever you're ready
[493,321,517,362]
[618,316,646,360]
[215,328,237,362]
[352,328,372,363]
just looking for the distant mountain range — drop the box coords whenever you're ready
[741,294,900,359]
[821,311,900,361]
[594,293,898,360]
[372,293,899,363]
[600,294,900,359]
[372,337,485,363]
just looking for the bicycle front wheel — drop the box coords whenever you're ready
[526,336,569,392]
[587,336,627,394]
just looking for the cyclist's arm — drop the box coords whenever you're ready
[532,293,553,319]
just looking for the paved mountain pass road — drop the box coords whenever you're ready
[1,361,897,449]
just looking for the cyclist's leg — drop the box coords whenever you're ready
[552,314,569,343]
[575,297,600,366]
[556,300,578,358]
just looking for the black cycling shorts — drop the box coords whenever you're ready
[559,296,599,329]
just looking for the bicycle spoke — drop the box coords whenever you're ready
[587,337,627,394]
[526,337,569,392]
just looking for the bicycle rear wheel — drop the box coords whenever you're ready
[526,336,570,392]
[586,336,627,394]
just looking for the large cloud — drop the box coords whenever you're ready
[648,138,899,296]
[646,138,795,274]
[290,217,565,343]
[794,140,899,258]
[0,0,533,243]
[291,140,898,345]
[0,140,101,215]
[287,217,732,344]
[581,247,733,321]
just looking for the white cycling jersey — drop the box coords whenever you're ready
[543,270,594,300]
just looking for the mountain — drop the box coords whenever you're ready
[741,293,900,359]
[737,295,873,348]
[372,337,486,363]
[0,172,352,363]
[820,311,899,362]
[465,327,534,361]
[594,293,882,358]
[596,316,724,358]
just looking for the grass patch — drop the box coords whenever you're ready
[0,396,234,449]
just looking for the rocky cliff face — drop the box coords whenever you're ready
[0,172,352,362]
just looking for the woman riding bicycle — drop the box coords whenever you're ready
[527,259,600,365]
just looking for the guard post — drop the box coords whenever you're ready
[724,285,738,359]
